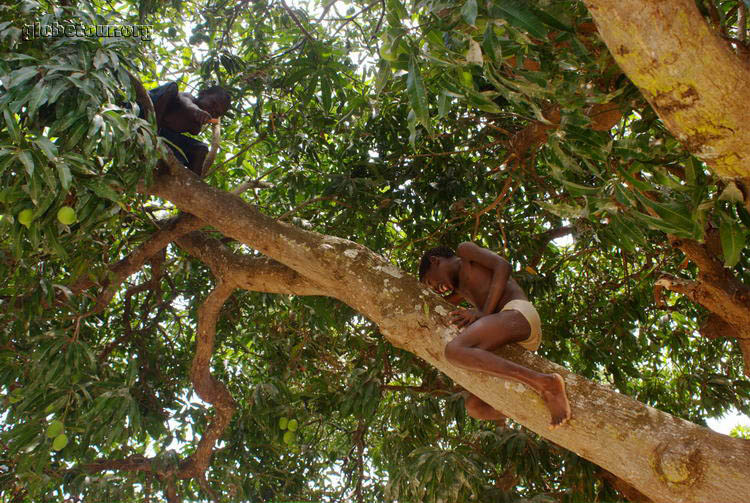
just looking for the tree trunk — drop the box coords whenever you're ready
[584,0,750,179]
[149,168,750,503]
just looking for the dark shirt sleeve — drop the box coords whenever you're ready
[147,82,179,128]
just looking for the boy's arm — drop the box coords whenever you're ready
[456,241,510,316]
[148,82,178,128]
[443,291,464,306]
[177,92,212,125]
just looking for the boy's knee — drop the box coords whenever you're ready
[464,394,481,414]
[444,340,464,363]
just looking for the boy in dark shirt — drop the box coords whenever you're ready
[419,242,571,428]
[142,82,230,176]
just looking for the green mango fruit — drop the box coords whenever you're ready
[57,206,76,225]
[46,420,64,438]
[52,433,68,451]
[17,209,33,228]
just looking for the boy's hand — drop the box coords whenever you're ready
[450,309,482,328]
[192,107,213,125]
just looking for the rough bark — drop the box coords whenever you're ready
[174,231,326,296]
[654,236,750,376]
[179,281,236,479]
[147,167,750,503]
[584,0,750,178]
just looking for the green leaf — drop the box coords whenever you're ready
[407,55,432,134]
[608,213,646,253]
[491,0,548,39]
[56,162,72,190]
[438,90,450,118]
[631,190,698,238]
[320,75,332,111]
[720,214,745,268]
[8,66,39,88]
[374,61,390,95]
[3,110,21,143]
[33,137,58,162]
[84,180,121,202]
[482,23,501,62]
[461,0,478,26]
[17,151,35,175]
[26,81,48,117]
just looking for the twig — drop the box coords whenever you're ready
[279,0,316,42]
[372,0,386,39]
[214,133,267,171]
[276,196,338,221]
[201,122,222,176]
[70,214,203,316]
[739,3,747,43]
[331,0,381,37]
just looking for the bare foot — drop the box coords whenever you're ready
[541,373,571,429]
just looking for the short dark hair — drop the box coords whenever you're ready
[198,85,231,110]
[418,246,455,281]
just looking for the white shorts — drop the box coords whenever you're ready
[501,300,542,351]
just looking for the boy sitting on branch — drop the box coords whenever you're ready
[419,242,571,428]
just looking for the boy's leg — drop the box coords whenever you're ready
[185,142,209,176]
[465,393,507,421]
[444,311,571,427]
[158,128,191,169]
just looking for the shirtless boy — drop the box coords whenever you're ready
[418,242,571,428]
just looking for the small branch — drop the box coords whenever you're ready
[127,70,155,122]
[231,179,273,194]
[216,133,268,173]
[277,195,338,221]
[81,455,154,474]
[279,0,316,42]
[372,0,385,39]
[331,0,381,37]
[70,214,204,314]
[738,339,750,378]
[739,3,747,43]
[201,122,222,176]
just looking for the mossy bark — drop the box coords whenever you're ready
[584,0,750,178]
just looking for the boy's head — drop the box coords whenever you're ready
[418,246,458,294]
[197,86,231,118]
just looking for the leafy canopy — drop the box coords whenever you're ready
[1,0,749,502]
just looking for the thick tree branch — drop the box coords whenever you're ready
[655,235,750,376]
[146,166,750,503]
[598,470,654,503]
[174,231,327,295]
[584,0,750,178]
[179,281,236,479]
